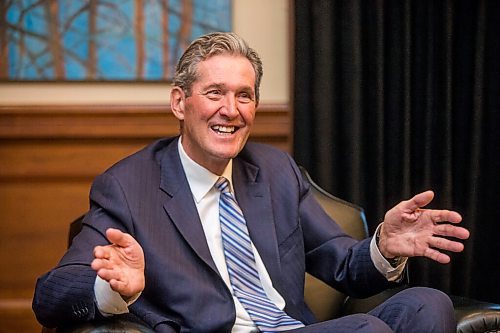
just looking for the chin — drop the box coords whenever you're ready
[214,141,245,156]
[213,146,242,160]
[216,151,240,160]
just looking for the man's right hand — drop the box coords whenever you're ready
[91,228,145,298]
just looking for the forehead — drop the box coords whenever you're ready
[194,54,256,88]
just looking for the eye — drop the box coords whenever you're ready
[204,89,223,100]
[238,92,254,104]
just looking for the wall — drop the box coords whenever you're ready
[0,1,291,331]
[0,1,289,106]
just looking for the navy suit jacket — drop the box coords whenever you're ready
[33,137,391,332]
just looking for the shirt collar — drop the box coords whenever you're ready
[178,137,233,203]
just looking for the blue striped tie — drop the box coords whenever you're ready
[215,177,304,332]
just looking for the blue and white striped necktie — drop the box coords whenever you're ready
[215,177,304,332]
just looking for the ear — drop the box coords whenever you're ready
[170,87,186,121]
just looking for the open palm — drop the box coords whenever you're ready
[91,228,145,297]
[378,191,470,264]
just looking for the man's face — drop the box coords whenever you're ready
[174,54,257,174]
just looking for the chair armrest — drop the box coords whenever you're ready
[53,314,155,333]
[339,287,404,316]
[341,289,500,333]
[451,295,500,333]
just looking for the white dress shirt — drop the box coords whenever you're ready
[94,137,406,331]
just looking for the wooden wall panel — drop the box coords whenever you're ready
[0,104,291,332]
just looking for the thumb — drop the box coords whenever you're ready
[404,190,435,211]
[105,228,134,247]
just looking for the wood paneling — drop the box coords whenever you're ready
[0,299,41,333]
[0,104,291,142]
[0,104,291,332]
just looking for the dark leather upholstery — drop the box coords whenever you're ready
[301,167,369,320]
[340,290,500,333]
[452,296,500,333]
[303,167,500,333]
[44,167,500,332]
[45,314,155,333]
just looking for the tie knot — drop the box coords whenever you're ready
[215,177,231,194]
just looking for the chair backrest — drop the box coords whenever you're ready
[68,215,84,247]
[300,167,369,321]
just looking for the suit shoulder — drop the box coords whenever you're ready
[241,141,291,163]
[239,141,299,178]
[103,137,176,175]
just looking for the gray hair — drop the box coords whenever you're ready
[173,32,263,105]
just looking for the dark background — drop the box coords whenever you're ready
[293,0,500,304]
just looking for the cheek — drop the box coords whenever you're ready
[184,102,210,123]
[241,107,256,125]
[199,103,223,122]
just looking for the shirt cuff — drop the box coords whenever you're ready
[94,275,141,316]
[370,224,408,282]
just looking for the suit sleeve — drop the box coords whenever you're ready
[289,159,393,298]
[32,172,136,327]
[32,265,99,328]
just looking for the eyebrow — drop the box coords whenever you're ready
[201,83,225,91]
[199,83,255,96]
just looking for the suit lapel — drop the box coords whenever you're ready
[157,140,282,284]
[159,138,219,274]
[232,159,283,289]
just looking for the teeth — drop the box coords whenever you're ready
[212,125,235,133]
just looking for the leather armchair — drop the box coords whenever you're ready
[301,167,500,333]
[42,167,500,332]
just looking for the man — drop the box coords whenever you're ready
[33,32,469,332]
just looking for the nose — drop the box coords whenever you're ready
[219,94,238,118]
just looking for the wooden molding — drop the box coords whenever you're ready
[0,104,291,141]
[0,103,292,179]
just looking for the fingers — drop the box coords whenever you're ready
[424,227,469,264]
[434,223,470,240]
[109,279,129,294]
[91,258,115,288]
[387,191,470,265]
[91,247,126,286]
[423,247,451,264]
[403,190,435,211]
[92,228,132,261]
[106,228,135,248]
[93,244,110,259]
[428,235,465,253]
[93,265,130,295]
[90,228,145,296]
[91,229,129,271]
[109,275,144,297]
[429,209,463,224]
[91,247,113,271]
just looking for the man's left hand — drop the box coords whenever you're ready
[377,190,470,264]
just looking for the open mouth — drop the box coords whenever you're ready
[211,125,237,135]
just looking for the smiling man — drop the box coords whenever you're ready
[33,32,469,333]
[170,53,257,175]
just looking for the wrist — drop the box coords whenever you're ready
[376,224,400,267]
